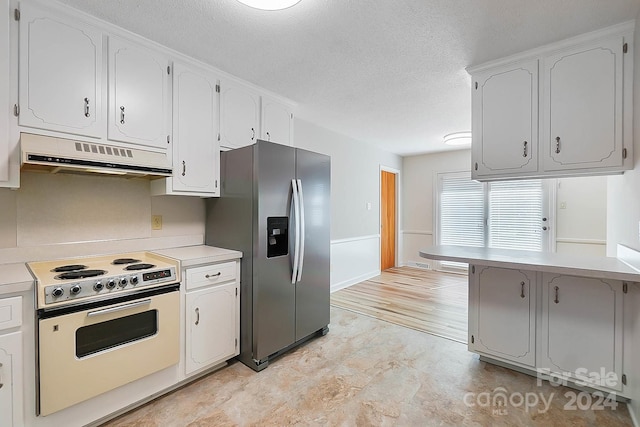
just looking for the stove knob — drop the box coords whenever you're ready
[120,278,128,287]
[106,279,116,290]
[130,276,139,285]
[94,281,104,292]
[70,285,82,295]
[51,287,64,298]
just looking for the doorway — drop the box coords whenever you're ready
[381,168,398,270]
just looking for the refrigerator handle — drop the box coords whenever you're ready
[291,179,301,284]
[296,179,305,282]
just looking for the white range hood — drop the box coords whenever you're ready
[20,133,172,178]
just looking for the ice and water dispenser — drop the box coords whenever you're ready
[267,217,288,258]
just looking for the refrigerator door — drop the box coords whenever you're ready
[254,141,297,360]
[295,148,331,341]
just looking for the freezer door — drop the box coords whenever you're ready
[295,148,331,340]
[254,141,297,360]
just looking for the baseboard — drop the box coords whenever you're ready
[330,270,379,293]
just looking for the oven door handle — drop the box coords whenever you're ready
[87,299,152,317]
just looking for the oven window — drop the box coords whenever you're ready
[76,310,158,358]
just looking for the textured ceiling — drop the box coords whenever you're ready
[56,0,640,156]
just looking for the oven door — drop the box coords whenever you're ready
[37,287,179,416]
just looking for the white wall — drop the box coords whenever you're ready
[555,176,607,256]
[294,118,402,290]
[606,10,640,425]
[401,149,470,268]
[401,152,608,268]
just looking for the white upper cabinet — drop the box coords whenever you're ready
[261,95,293,146]
[107,36,170,149]
[542,36,625,172]
[468,23,633,181]
[152,62,219,196]
[219,79,260,149]
[19,2,102,138]
[0,0,18,188]
[472,60,538,179]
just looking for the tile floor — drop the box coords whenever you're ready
[102,307,633,426]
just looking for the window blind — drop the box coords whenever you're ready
[488,180,544,251]
[439,174,485,248]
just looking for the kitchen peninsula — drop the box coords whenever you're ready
[420,245,640,400]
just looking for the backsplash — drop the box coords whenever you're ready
[0,172,206,262]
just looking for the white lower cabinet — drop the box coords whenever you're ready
[469,266,536,368]
[0,331,23,427]
[470,265,627,395]
[540,273,624,392]
[184,261,239,376]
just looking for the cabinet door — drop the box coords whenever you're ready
[261,96,293,146]
[540,273,623,391]
[0,0,11,184]
[172,63,219,194]
[472,60,538,179]
[19,2,102,137]
[185,283,238,375]
[0,332,23,427]
[219,79,260,149]
[469,266,536,367]
[108,36,169,149]
[542,37,624,172]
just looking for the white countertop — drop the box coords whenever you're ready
[0,262,34,294]
[153,245,242,268]
[420,245,640,282]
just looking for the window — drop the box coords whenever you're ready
[435,172,552,271]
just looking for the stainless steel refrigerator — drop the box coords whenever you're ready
[205,140,330,371]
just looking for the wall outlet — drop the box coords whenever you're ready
[151,215,162,230]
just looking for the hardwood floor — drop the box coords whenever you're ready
[330,266,468,343]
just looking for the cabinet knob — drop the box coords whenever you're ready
[266,131,271,141]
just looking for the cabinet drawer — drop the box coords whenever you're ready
[186,262,237,291]
[0,296,22,331]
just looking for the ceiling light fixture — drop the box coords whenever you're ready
[443,131,472,146]
[236,0,301,10]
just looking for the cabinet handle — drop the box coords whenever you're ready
[120,106,126,124]
[205,272,221,279]
[542,226,548,231]
[554,286,559,304]
[0,362,3,389]
[182,160,186,177]
[520,281,525,298]
[251,127,255,141]
[195,307,200,325]
[555,136,561,154]
[523,141,528,158]
[266,131,271,141]
[84,98,90,117]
